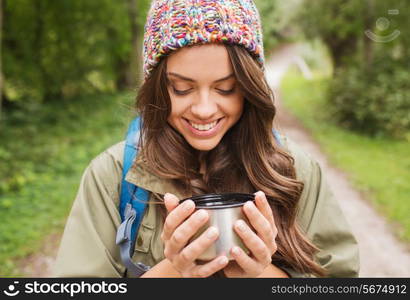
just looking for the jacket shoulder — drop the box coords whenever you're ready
[280,134,316,182]
[85,141,126,205]
[90,141,125,171]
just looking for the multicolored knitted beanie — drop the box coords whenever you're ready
[142,0,264,80]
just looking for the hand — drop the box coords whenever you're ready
[161,193,229,277]
[223,191,278,278]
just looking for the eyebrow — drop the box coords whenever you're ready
[167,72,234,83]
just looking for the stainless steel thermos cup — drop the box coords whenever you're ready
[180,193,255,261]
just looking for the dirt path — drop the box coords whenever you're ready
[17,232,61,277]
[268,45,410,277]
[19,45,410,278]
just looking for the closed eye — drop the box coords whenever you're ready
[172,86,236,96]
[216,87,235,95]
[172,87,192,95]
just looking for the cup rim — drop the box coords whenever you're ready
[180,193,255,209]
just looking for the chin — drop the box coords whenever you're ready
[187,137,221,151]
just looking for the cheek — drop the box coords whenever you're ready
[167,95,187,126]
[227,96,245,118]
[167,93,180,115]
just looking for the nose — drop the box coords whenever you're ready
[190,89,218,120]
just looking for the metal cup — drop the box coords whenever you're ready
[180,193,254,261]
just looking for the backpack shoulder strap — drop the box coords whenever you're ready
[116,116,151,277]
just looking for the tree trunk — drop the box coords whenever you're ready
[325,36,358,72]
[115,58,129,90]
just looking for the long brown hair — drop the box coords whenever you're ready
[135,43,326,277]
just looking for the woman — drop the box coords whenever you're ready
[54,0,359,278]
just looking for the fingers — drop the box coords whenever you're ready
[161,194,227,277]
[174,226,219,270]
[164,193,180,212]
[254,191,275,229]
[243,200,277,252]
[161,198,195,242]
[192,255,229,277]
[165,209,210,256]
[230,246,261,276]
[163,215,228,277]
[234,219,271,265]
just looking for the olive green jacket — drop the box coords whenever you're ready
[53,136,360,277]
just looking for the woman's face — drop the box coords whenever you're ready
[166,44,244,152]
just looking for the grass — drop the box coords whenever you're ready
[281,71,410,243]
[0,92,135,276]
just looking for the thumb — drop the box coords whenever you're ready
[163,193,180,213]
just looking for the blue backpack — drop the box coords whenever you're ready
[115,116,282,277]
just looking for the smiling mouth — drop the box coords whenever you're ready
[184,117,224,131]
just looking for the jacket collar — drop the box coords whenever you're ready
[124,153,191,200]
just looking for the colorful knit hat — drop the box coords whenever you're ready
[142,0,265,80]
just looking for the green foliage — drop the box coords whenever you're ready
[0,92,134,276]
[282,72,410,243]
[254,0,301,53]
[328,60,410,139]
[3,0,133,102]
[294,0,410,139]
[296,0,366,57]
[137,0,152,31]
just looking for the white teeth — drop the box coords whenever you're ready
[189,120,218,131]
